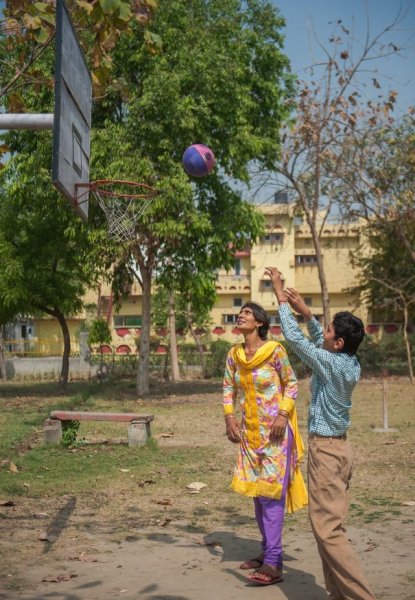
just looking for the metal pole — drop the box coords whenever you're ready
[0,114,54,130]
[382,377,388,429]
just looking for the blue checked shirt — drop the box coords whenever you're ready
[279,303,361,436]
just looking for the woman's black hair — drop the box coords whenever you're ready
[241,302,270,340]
[333,312,365,355]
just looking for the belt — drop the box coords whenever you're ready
[309,433,347,440]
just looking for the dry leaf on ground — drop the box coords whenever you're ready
[138,479,156,487]
[42,573,78,583]
[69,552,98,563]
[38,532,58,543]
[186,482,207,491]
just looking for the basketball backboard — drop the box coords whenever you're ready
[52,0,91,220]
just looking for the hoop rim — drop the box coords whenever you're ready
[75,179,157,202]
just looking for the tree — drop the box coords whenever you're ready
[152,270,216,379]
[254,10,409,326]
[349,217,415,383]
[0,302,19,379]
[0,125,111,391]
[88,317,112,377]
[93,0,293,395]
[335,113,415,263]
[0,0,159,105]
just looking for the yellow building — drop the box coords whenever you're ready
[211,203,365,343]
[11,202,369,355]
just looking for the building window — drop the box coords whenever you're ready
[263,232,284,244]
[304,297,313,306]
[262,280,272,289]
[233,298,243,307]
[295,255,318,265]
[234,259,241,276]
[269,315,281,325]
[113,315,142,327]
[223,314,238,324]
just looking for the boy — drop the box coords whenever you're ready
[265,266,376,600]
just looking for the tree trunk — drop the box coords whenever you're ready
[54,309,70,392]
[0,325,7,379]
[168,290,181,382]
[188,323,207,377]
[34,304,70,391]
[402,304,414,385]
[137,266,152,396]
[306,215,331,327]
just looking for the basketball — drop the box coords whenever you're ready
[182,144,215,177]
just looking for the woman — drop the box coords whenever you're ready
[223,302,307,585]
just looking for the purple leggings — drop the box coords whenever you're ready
[253,427,293,567]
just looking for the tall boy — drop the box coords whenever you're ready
[265,266,376,600]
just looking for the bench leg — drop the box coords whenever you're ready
[43,418,62,444]
[128,420,148,447]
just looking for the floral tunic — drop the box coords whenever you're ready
[223,341,307,511]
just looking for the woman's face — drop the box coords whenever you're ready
[237,306,263,333]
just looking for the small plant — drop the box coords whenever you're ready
[61,420,80,446]
[88,318,112,378]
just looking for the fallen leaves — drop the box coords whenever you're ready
[186,482,207,493]
[38,532,58,543]
[68,552,98,563]
[42,573,78,583]
[137,479,155,488]
[402,500,415,507]
[0,499,15,506]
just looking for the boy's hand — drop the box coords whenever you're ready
[285,288,313,320]
[264,267,287,303]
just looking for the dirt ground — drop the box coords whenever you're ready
[1,381,414,600]
[1,505,414,600]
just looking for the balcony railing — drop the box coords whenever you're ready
[215,274,251,292]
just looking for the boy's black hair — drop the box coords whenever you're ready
[241,302,270,340]
[333,312,365,355]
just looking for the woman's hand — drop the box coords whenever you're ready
[269,413,288,443]
[225,416,241,444]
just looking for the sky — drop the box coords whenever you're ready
[272,0,415,113]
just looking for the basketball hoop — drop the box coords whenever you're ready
[76,180,157,243]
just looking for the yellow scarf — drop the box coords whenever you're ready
[234,340,279,370]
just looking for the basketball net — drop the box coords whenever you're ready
[76,180,157,243]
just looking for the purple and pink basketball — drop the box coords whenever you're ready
[182,144,215,177]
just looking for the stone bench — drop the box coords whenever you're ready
[43,411,154,447]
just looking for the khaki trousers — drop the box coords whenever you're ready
[308,435,376,600]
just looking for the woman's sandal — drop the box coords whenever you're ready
[239,557,263,570]
[246,565,284,586]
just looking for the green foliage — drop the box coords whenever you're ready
[277,340,311,380]
[1,0,158,105]
[178,343,204,366]
[206,339,232,378]
[88,318,112,347]
[358,333,415,378]
[61,420,81,447]
[91,0,293,393]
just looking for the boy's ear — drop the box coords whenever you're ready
[334,337,344,351]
